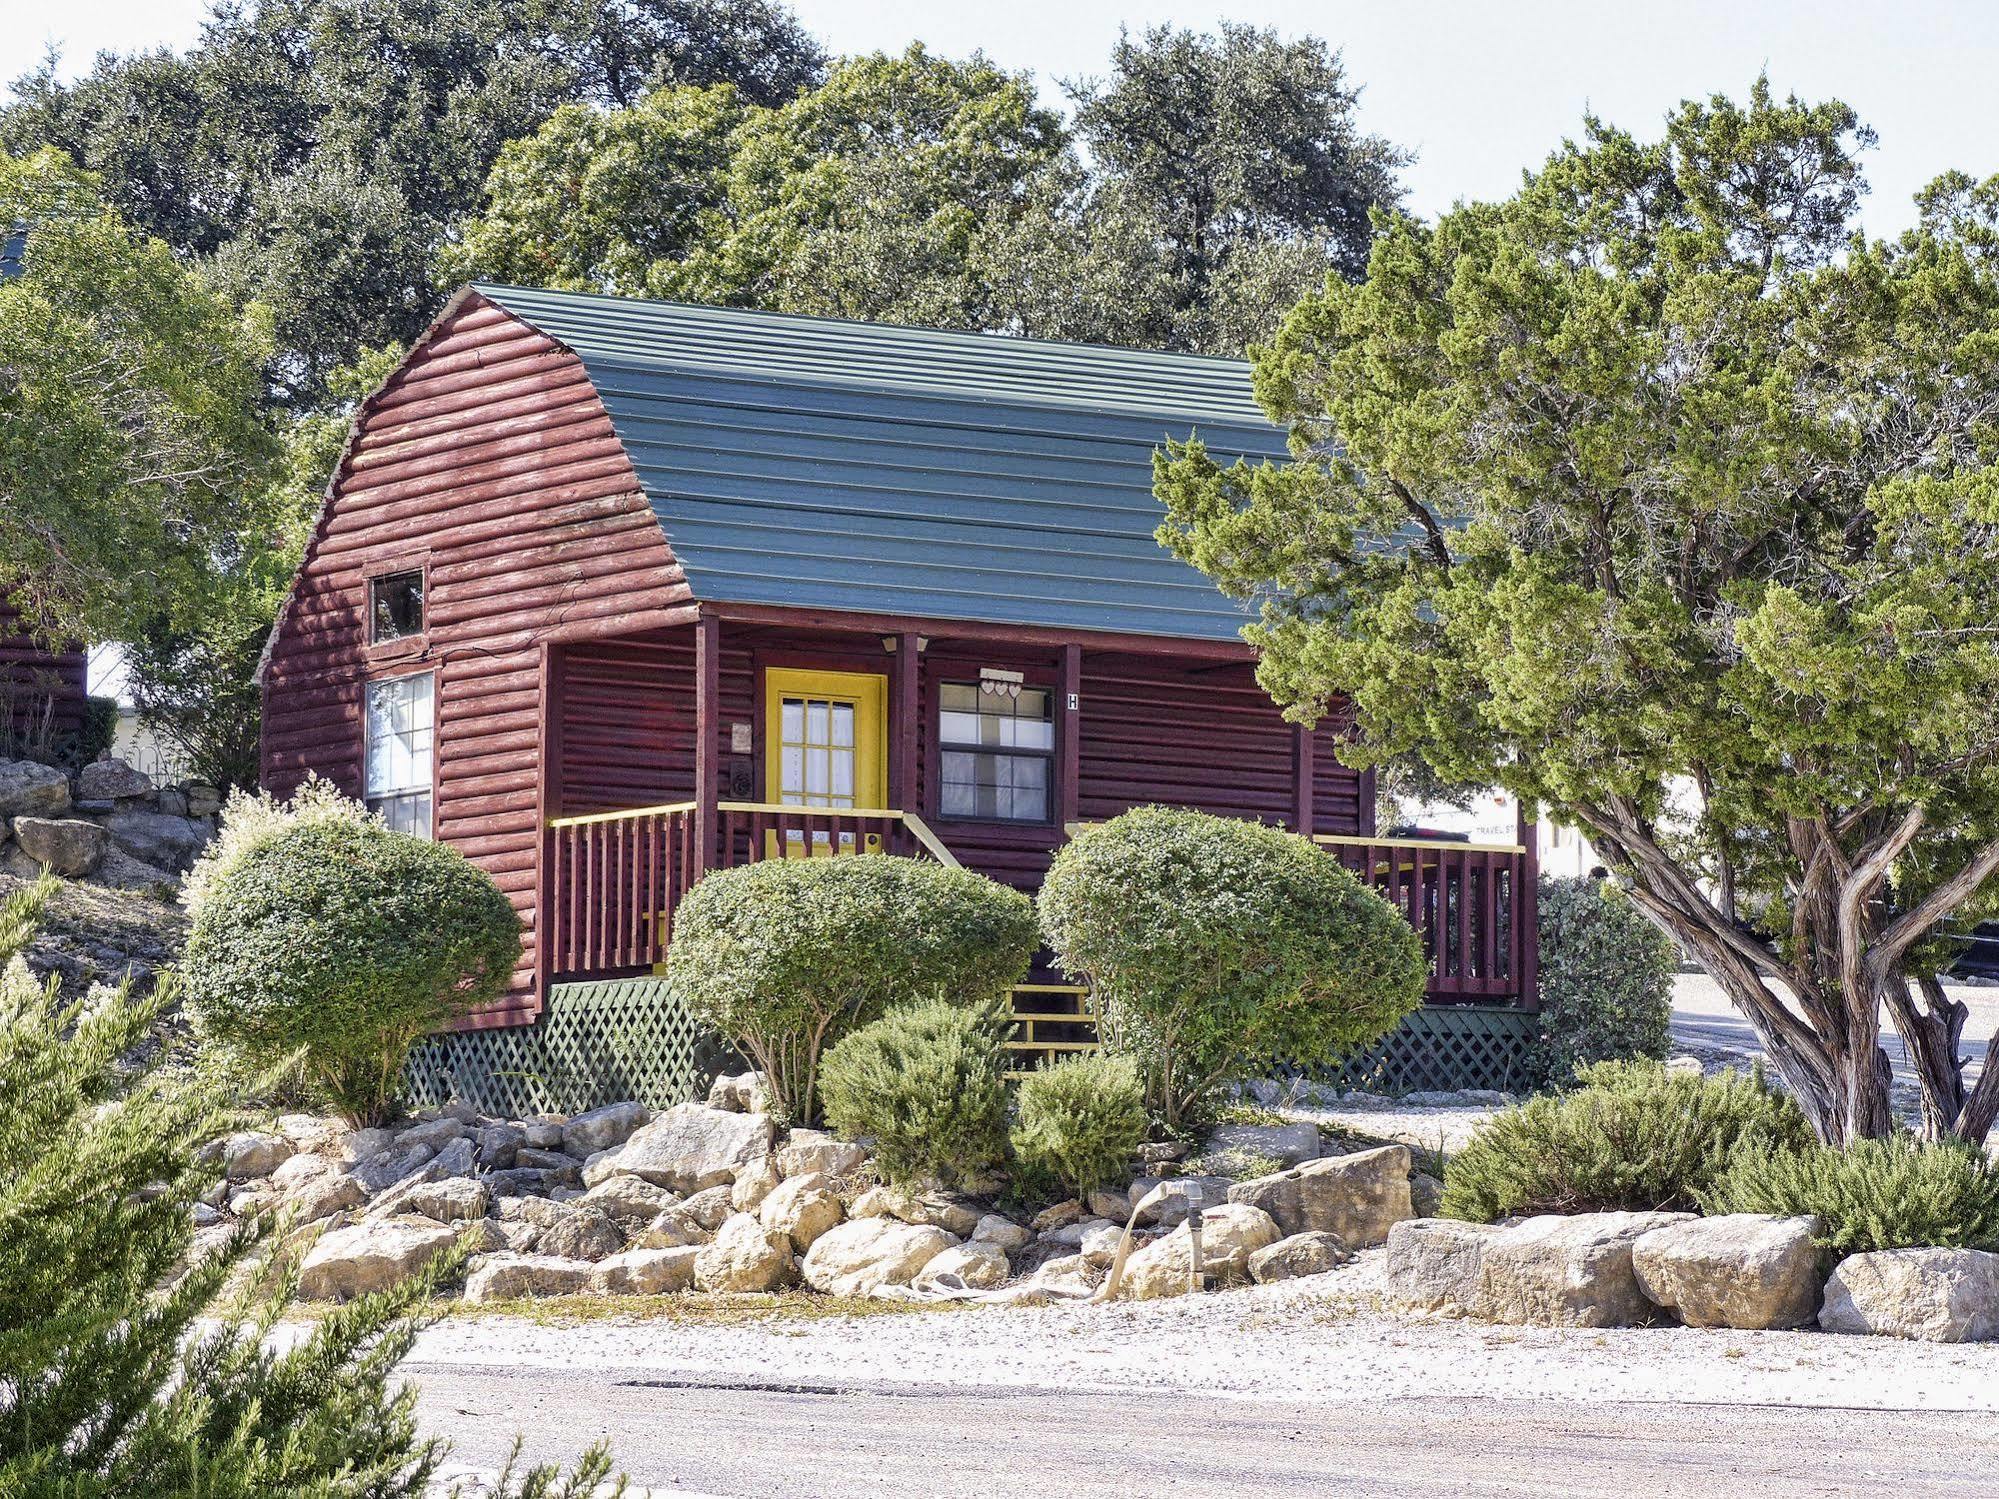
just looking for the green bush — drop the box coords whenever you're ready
[0,876,616,1496]
[1037,806,1425,1130]
[665,855,1036,1124]
[1530,876,1675,1085]
[181,811,521,1126]
[1010,1053,1148,1198]
[1440,1060,1815,1221]
[1704,1135,1999,1257]
[820,997,1011,1189]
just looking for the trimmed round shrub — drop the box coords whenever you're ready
[820,997,1010,1189]
[181,816,521,1126]
[1529,876,1675,1085]
[1440,1059,1815,1222]
[1010,1053,1147,1199]
[665,855,1037,1124]
[1703,1135,1999,1257]
[1037,806,1425,1130]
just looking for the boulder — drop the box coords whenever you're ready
[347,1142,436,1195]
[694,1212,797,1292]
[1040,1216,1117,1250]
[1410,1172,1445,1219]
[1029,1200,1082,1233]
[883,1189,982,1238]
[561,1102,648,1157]
[345,1127,395,1162]
[590,1246,700,1296]
[847,1186,897,1220]
[272,1153,332,1192]
[513,1147,576,1173]
[731,1156,782,1213]
[0,760,69,818]
[102,810,207,871]
[463,1252,595,1303]
[298,1217,457,1301]
[1226,1146,1413,1246]
[914,1240,1009,1291]
[1632,1214,1822,1330]
[1383,1219,1498,1317]
[760,1172,844,1252]
[1085,1188,1130,1222]
[613,1103,774,1193]
[971,1214,1032,1253]
[680,1184,736,1230]
[707,1071,771,1112]
[1078,1222,1126,1269]
[801,1218,957,1296]
[1026,1252,1100,1298]
[11,817,106,876]
[1204,1121,1325,1168]
[290,1173,367,1224]
[579,1175,679,1225]
[76,758,152,801]
[1820,1248,1999,1342]
[537,1206,624,1262]
[398,1176,492,1225]
[88,845,179,890]
[1118,1204,1281,1300]
[475,1123,525,1170]
[429,1136,477,1178]
[775,1128,869,1180]
[635,1211,710,1250]
[521,1120,565,1150]
[184,780,223,818]
[1248,1231,1352,1284]
[220,1130,293,1180]
[396,1117,466,1153]
[1129,1176,1234,1228]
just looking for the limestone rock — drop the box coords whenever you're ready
[1030,1200,1082,1233]
[971,1214,1032,1253]
[272,1153,332,1192]
[221,1130,293,1180]
[680,1184,736,1230]
[1226,1145,1412,1246]
[397,1117,466,1153]
[579,1175,679,1225]
[1040,1216,1116,1250]
[775,1128,869,1180]
[1632,1214,1822,1330]
[760,1172,844,1252]
[635,1211,709,1250]
[77,758,152,801]
[1820,1248,1999,1342]
[613,1103,774,1193]
[801,1218,957,1296]
[1410,1171,1444,1219]
[1203,1121,1324,1168]
[847,1186,897,1219]
[883,1189,982,1237]
[731,1155,782,1212]
[298,1217,457,1301]
[1129,1176,1233,1228]
[1248,1231,1351,1284]
[1383,1219,1498,1317]
[429,1136,477,1178]
[537,1206,624,1262]
[290,1172,367,1224]
[1026,1252,1100,1298]
[345,1127,395,1162]
[103,810,206,871]
[475,1123,525,1170]
[399,1176,492,1225]
[707,1071,771,1113]
[463,1252,595,1302]
[591,1246,699,1296]
[1477,1212,1694,1327]
[12,817,107,876]
[347,1142,435,1195]
[1078,1222,1126,1269]
[0,760,70,818]
[1118,1204,1280,1300]
[694,1212,797,1292]
[914,1240,1009,1291]
[561,1101,648,1157]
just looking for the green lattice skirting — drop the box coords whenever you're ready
[403,977,733,1117]
[1304,1005,1540,1095]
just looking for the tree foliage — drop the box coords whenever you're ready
[1037,806,1425,1130]
[450,27,1405,354]
[3,0,825,406]
[1156,79,1999,1144]
[1530,876,1677,1085]
[0,149,276,644]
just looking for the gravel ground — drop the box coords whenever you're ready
[409,1251,1999,1414]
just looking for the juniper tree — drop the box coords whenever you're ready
[1156,80,1999,1144]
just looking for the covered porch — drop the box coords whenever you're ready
[532,607,1540,1020]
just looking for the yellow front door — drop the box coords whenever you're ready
[763,667,888,855]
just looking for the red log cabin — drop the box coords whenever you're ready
[2,597,87,757]
[259,284,1536,1101]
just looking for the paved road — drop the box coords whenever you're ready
[410,1364,1998,1497]
[1670,974,1999,1086]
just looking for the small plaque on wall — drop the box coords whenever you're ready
[730,721,753,753]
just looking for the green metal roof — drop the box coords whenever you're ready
[476,284,1287,642]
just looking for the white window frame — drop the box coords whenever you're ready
[365,670,435,838]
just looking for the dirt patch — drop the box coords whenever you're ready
[2,870,186,991]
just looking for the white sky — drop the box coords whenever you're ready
[5,0,1998,239]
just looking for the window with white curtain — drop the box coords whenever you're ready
[366,672,434,837]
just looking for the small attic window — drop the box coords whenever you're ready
[369,570,425,642]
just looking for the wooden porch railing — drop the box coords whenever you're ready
[546,799,960,977]
[1314,833,1531,1003]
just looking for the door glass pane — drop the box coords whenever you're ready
[806,701,828,745]
[831,703,854,747]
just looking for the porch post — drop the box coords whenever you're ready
[534,642,563,1006]
[1057,644,1081,831]
[692,611,719,878]
[889,630,921,814]
[1516,797,1540,1010]
[1292,724,1315,836]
